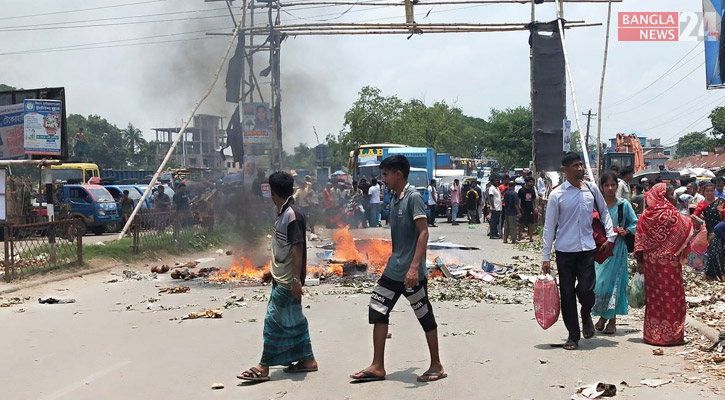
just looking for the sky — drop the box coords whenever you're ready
[0,0,721,155]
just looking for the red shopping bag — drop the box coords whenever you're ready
[534,275,560,330]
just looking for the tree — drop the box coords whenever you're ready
[123,123,147,153]
[710,106,725,146]
[478,106,532,168]
[677,131,714,158]
[0,84,17,91]
[284,143,316,172]
[67,114,130,169]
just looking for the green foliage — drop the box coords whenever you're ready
[68,114,131,169]
[0,83,17,91]
[710,106,725,146]
[478,106,532,168]
[284,143,316,172]
[676,131,714,158]
[325,86,533,170]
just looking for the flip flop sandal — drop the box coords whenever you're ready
[237,367,270,382]
[284,362,318,373]
[563,339,578,350]
[417,371,448,382]
[349,369,386,383]
[604,323,617,335]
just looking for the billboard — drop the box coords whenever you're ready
[703,1,725,89]
[242,102,271,144]
[0,87,67,160]
[0,104,26,159]
[23,99,62,156]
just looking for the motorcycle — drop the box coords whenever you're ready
[344,197,366,228]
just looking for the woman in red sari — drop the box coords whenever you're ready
[634,183,700,346]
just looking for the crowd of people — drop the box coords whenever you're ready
[541,152,722,351]
[292,175,385,233]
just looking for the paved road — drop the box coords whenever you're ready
[1,221,722,399]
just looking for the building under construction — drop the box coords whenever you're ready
[152,114,225,176]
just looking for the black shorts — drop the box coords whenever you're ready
[521,212,535,225]
[368,276,437,332]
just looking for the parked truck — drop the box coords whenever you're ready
[381,147,436,220]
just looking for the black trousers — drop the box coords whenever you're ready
[555,250,596,342]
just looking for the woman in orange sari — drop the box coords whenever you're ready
[634,183,700,346]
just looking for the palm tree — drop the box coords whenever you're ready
[123,123,147,152]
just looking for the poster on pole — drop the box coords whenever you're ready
[242,102,271,144]
[563,119,572,152]
[23,99,62,156]
[0,103,26,159]
[703,0,725,89]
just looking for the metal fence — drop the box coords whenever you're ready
[132,211,213,254]
[3,219,83,282]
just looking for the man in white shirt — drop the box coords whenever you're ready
[615,166,633,200]
[368,178,381,227]
[426,179,438,227]
[542,152,616,351]
[487,176,502,238]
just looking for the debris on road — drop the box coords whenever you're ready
[223,294,247,309]
[235,318,257,323]
[170,267,220,280]
[38,297,76,304]
[123,270,157,281]
[211,382,224,390]
[150,265,170,274]
[639,378,674,388]
[159,286,190,294]
[442,330,476,337]
[181,308,223,320]
[653,348,664,356]
[572,382,617,399]
[174,260,199,269]
[0,296,29,307]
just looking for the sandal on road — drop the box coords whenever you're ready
[284,362,318,373]
[237,367,270,382]
[417,371,448,382]
[604,322,617,335]
[563,339,578,350]
[350,369,386,382]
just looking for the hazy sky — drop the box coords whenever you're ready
[1,0,720,153]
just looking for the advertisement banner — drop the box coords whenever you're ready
[703,1,725,89]
[242,154,271,183]
[563,119,572,152]
[0,104,27,159]
[23,99,62,156]
[242,102,271,144]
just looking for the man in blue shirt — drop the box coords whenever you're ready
[350,155,445,383]
[715,177,725,199]
[542,152,616,350]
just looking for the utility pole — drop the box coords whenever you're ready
[583,108,596,153]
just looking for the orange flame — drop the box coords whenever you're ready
[332,226,392,274]
[209,251,269,282]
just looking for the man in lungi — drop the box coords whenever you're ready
[350,155,446,383]
[238,171,318,382]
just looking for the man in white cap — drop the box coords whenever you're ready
[640,177,650,192]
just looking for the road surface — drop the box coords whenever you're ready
[0,221,722,399]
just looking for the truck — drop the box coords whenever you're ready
[100,169,154,184]
[436,153,452,170]
[57,184,119,235]
[381,147,436,220]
